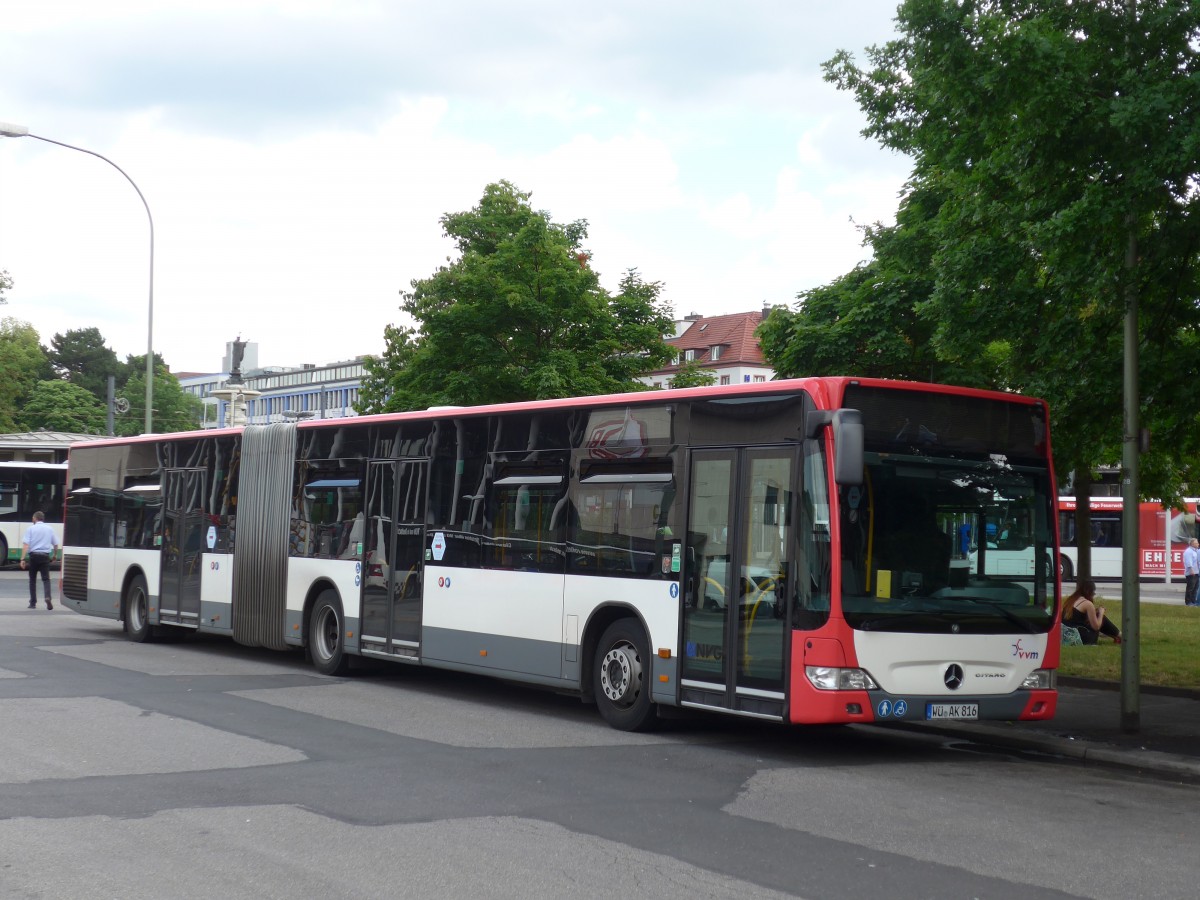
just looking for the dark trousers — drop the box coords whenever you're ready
[1076,615,1121,644]
[1187,573,1199,605]
[26,553,51,604]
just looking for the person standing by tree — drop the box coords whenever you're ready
[1185,538,1200,606]
[19,510,57,610]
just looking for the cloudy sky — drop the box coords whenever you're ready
[0,0,911,375]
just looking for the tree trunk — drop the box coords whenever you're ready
[1073,468,1093,582]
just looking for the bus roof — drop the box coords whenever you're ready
[67,376,1049,450]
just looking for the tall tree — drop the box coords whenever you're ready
[49,327,123,404]
[0,269,11,304]
[758,176,990,385]
[358,182,675,412]
[18,380,106,434]
[117,355,203,435]
[822,1,1200,498]
[0,318,51,431]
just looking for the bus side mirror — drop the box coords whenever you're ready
[833,409,864,486]
[805,408,864,486]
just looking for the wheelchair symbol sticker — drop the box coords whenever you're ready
[894,700,908,717]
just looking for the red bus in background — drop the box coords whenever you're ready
[1057,497,1198,580]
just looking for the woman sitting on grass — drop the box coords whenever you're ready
[1063,579,1122,645]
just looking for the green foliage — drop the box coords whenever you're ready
[116,360,203,435]
[759,178,957,383]
[358,324,419,413]
[358,182,674,413]
[18,380,106,433]
[49,327,123,405]
[0,317,51,431]
[772,0,1200,508]
[0,269,11,304]
[668,359,718,389]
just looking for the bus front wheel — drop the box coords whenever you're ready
[594,619,658,732]
[308,590,350,676]
[124,574,154,643]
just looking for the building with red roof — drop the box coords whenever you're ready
[639,308,777,389]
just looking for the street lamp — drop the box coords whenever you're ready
[0,121,156,434]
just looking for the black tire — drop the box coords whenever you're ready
[1059,554,1074,581]
[594,619,658,732]
[124,573,154,643]
[0,536,8,569]
[308,590,350,676]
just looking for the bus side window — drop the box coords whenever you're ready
[484,462,567,573]
[0,480,17,518]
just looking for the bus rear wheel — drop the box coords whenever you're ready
[1058,554,1074,581]
[124,574,154,643]
[308,590,350,676]
[595,619,658,732]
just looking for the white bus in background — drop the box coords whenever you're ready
[966,495,1200,581]
[0,461,67,565]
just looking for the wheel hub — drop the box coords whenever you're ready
[600,643,642,704]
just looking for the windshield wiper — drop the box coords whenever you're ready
[947,595,1040,633]
[855,612,952,632]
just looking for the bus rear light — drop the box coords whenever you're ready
[1021,669,1055,690]
[805,666,878,691]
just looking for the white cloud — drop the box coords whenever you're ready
[0,0,909,373]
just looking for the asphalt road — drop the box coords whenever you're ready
[2,569,1199,899]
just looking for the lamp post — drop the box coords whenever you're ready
[0,122,155,434]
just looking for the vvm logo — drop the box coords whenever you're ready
[1011,639,1040,660]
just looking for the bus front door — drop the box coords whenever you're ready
[682,448,794,718]
[159,467,207,628]
[361,459,428,658]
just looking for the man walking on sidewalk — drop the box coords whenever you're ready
[1185,537,1200,606]
[19,510,57,610]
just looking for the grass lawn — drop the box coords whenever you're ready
[1057,596,1200,690]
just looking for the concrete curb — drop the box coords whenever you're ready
[887,720,1200,781]
[1058,676,1200,701]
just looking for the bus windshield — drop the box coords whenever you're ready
[839,451,1055,634]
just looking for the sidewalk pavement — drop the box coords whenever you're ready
[902,679,1200,781]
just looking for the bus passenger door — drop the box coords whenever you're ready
[361,459,427,658]
[682,448,793,716]
[160,468,206,628]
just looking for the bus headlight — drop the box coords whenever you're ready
[1021,669,1055,690]
[805,666,878,691]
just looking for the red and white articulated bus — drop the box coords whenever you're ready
[60,377,1058,731]
[1057,496,1200,580]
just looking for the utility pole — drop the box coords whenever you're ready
[1120,0,1141,733]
